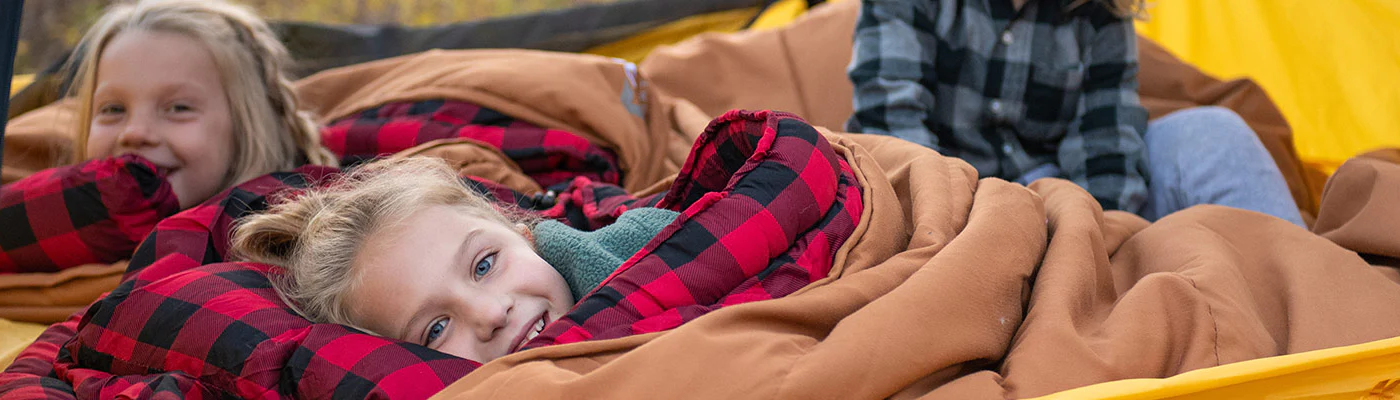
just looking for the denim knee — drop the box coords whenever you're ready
[1145,106,1263,161]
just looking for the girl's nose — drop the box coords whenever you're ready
[468,294,512,342]
[116,113,159,148]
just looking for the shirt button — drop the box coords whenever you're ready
[1001,31,1013,45]
[989,100,1004,115]
[1002,144,1014,154]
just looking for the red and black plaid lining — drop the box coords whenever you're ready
[528,110,863,346]
[0,154,180,274]
[322,100,623,190]
[1,106,862,399]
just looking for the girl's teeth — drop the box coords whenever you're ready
[524,316,546,341]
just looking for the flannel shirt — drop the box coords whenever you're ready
[0,155,180,274]
[846,0,1149,212]
[1,103,862,399]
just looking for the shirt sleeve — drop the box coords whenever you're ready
[845,0,941,150]
[1057,13,1150,214]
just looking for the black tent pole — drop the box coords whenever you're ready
[0,0,23,170]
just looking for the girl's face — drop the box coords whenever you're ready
[349,205,574,363]
[86,30,235,209]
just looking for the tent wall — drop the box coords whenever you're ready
[1,0,24,168]
[1136,0,1400,177]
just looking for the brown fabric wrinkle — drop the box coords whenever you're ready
[391,137,543,195]
[296,49,675,192]
[999,179,1154,396]
[0,307,89,325]
[640,28,807,129]
[1176,206,1400,350]
[777,135,985,398]
[0,263,124,323]
[1313,158,1400,260]
[781,1,860,132]
[784,179,1044,400]
[1360,148,1400,164]
[1,99,78,184]
[0,262,125,291]
[774,25,812,121]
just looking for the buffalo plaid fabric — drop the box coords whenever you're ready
[0,154,180,274]
[527,109,863,348]
[847,0,1149,213]
[1,105,861,399]
[322,99,623,190]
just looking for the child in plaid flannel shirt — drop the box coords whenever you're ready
[0,0,337,274]
[847,0,1305,226]
[233,156,680,365]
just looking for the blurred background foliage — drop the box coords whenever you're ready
[13,0,628,74]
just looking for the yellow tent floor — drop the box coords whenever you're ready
[0,318,44,368]
[1034,335,1400,400]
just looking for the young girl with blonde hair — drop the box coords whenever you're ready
[232,156,681,364]
[71,0,337,208]
[0,0,336,273]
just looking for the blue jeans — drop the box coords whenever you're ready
[1017,106,1306,227]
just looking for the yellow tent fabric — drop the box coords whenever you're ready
[584,7,760,63]
[585,0,840,63]
[7,74,30,96]
[1033,336,1400,400]
[0,318,45,369]
[1136,1,1400,175]
[748,0,817,31]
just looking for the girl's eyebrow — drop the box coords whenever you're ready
[90,84,124,99]
[156,82,205,97]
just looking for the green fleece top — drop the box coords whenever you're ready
[533,207,681,301]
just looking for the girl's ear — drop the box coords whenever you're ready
[516,223,534,242]
[232,215,300,265]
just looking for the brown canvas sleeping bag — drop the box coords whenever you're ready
[428,128,1400,400]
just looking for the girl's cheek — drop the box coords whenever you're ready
[85,130,116,158]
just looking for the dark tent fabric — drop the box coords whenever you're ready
[0,0,22,168]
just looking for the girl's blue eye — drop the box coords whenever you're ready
[99,104,125,115]
[474,254,495,279]
[425,318,448,345]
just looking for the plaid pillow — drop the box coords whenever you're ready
[0,154,180,274]
[322,100,623,189]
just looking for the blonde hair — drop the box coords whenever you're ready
[69,0,337,189]
[231,157,531,329]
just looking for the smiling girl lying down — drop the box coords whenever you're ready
[231,156,679,363]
